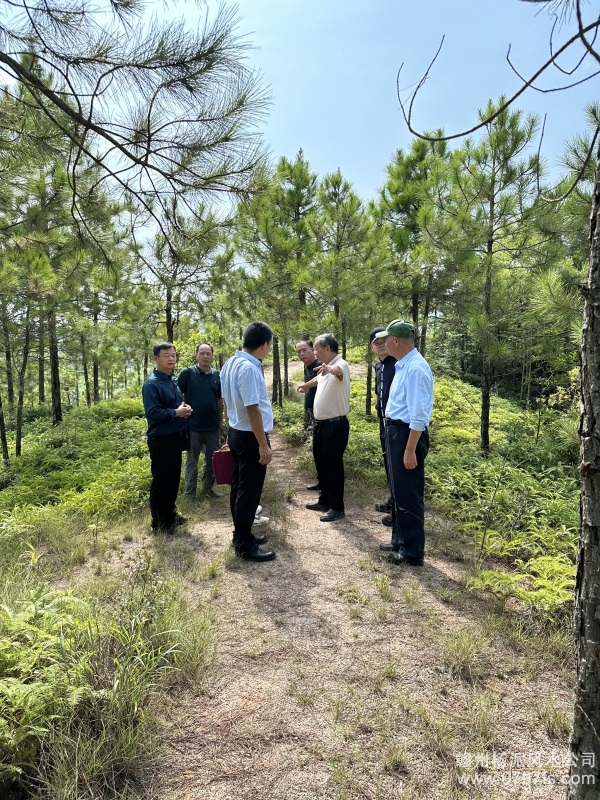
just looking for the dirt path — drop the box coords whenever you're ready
[150,432,573,800]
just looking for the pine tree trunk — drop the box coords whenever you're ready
[166,286,174,343]
[0,389,9,465]
[568,145,600,799]
[81,333,91,407]
[271,335,280,405]
[1,301,15,409]
[15,306,31,458]
[48,306,62,425]
[366,348,373,417]
[93,291,100,403]
[38,316,45,404]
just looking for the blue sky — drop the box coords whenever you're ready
[230,0,596,201]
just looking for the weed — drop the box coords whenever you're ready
[534,697,571,739]
[375,573,394,601]
[442,630,489,682]
[466,690,499,750]
[402,583,421,611]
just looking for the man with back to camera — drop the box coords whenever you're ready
[370,326,397,536]
[220,321,276,562]
[142,342,192,534]
[177,342,225,500]
[295,338,321,491]
[374,320,434,566]
[299,333,351,522]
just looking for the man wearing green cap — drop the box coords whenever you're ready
[374,320,433,566]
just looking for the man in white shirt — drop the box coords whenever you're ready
[221,321,275,562]
[299,333,351,522]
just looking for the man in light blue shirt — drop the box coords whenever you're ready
[221,321,275,562]
[375,319,433,566]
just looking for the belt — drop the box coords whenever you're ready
[314,415,347,425]
[384,418,410,426]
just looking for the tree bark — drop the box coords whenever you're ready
[81,332,91,407]
[48,306,62,425]
[568,144,600,799]
[0,389,9,465]
[15,305,31,457]
[1,300,15,409]
[38,316,46,404]
[92,291,100,403]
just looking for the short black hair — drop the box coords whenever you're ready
[153,342,175,357]
[242,321,273,350]
[314,333,338,353]
[196,342,214,353]
[296,338,313,349]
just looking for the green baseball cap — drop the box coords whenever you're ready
[375,319,415,339]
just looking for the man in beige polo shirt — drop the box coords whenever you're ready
[298,333,351,522]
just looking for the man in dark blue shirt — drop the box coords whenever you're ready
[142,342,192,534]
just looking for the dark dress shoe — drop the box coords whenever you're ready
[204,488,221,498]
[237,545,276,562]
[152,524,177,536]
[306,482,321,491]
[388,552,424,567]
[378,542,397,551]
[381,515,394,527]
[320,509,345,522]
[306,501,328,511]
[375,502,393,513]
[175,514,189,525]
[253,533,268,545]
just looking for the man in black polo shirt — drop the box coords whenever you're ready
[177,342,225,500]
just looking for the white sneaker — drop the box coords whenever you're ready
[252,514,269,527]
[256,505,262,515]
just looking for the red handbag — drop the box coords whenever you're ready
[212,444,234,485]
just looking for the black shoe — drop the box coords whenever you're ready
[306,501,328,511]
[381,514,394,527]
[152,524,177,536]
[237,545,276,562]
[378,543,397,551]
[204,488,221,498]
[175,514,189,525]
[253,533,268,545]
[388,552,424,567]
[375,502,393,513]
[306,482,320,491]
[320,509,345,522]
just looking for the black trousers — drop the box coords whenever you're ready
[385,423,429,561]
[379,421,394,512]
[147,434,183,529]
[228,428,267,552]
[313,417,349,512]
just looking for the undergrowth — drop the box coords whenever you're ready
[0,399,213,798]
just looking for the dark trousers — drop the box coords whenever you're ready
[313,417,349,512]
[380,421,394,512]
[147,434,183,529]
[385,423,429,561]
[228,428,267,552]
[184,429,220,496]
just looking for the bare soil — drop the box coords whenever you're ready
[144,430,574,800]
